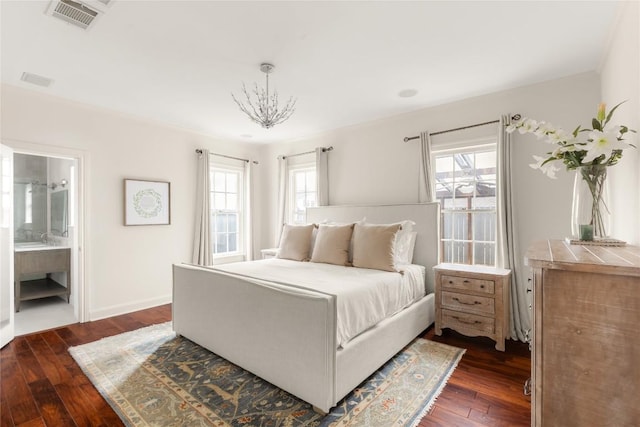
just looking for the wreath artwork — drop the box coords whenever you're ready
[124,179,170,225]
[133,189,162,218]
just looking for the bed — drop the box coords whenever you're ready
[172,203,440,413]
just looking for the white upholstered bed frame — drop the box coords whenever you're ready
[172,203,440,412]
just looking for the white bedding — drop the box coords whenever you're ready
[213,259,426,347]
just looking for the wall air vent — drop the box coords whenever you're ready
[20,72,54,88]
[46,0,102,30]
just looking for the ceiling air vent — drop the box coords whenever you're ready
[20,72,54,88]
[46,0,102,30]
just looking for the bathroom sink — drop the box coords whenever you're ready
[14,242,67,251]
[15,242,48,248]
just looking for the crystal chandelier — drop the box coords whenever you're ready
[231,63,297,129]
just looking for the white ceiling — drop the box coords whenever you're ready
[1,1,619,144]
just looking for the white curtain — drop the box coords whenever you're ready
[496,115,530,342]
[316,147,329,206]
[419,131,435,202]
[244,160,254,261]
[275,156,289,246]
[192,149,212,266]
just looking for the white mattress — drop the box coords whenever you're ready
[213,259,426,347]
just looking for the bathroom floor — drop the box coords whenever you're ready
[14,296,77,336]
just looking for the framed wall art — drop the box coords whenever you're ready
[124,179,171,225]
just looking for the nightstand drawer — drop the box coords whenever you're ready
[441,274,494,294]
[442,291,495,315]
[442,309,494,334]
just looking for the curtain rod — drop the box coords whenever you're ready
[195,149,259,165]
[278,146,333,160]
[403,114,522,142]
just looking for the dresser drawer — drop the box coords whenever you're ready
[441,274,494,294]
[441,291,495,315]
[442,309,494,334]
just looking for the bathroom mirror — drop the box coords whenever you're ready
[50,190,68,237]
[13,181,48,242]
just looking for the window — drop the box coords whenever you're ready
[433,144,497,266]
[209,164,244,257]
[289,165,317,224]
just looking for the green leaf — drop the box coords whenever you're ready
[572,125,581,137]
[604,100,626,125]
[592,118,602,131]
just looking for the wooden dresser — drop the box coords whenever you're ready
[434,263,511,351]
[526,240,640,426]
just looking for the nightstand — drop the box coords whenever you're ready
[434,263,511,351]
[260,248,278,259]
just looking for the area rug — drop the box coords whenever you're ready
[69,322,464,427]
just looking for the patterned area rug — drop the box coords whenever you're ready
[69,322,464,427]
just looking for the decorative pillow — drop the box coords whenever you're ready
[277,224,317,261]
[310,224,355,266]
[319,217,366,262]
[395,231,418,265]
[351,223,402,272]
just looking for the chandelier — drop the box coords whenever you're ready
[231,63,297,129]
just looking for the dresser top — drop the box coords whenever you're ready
[526,239,640,277]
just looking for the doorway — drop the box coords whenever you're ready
[6,142,86,337]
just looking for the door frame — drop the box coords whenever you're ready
[4,138,89,323]
[0,144,14,348]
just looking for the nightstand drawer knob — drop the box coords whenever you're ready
[480,285,485,289]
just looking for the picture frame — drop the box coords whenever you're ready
[124,179,171,226]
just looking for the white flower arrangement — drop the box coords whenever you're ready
[506,102,636,178]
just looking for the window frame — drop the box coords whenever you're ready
[209,161,245,263]
[432,140,498,267]
[287,163,317,225]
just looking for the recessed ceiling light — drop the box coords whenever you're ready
[240,134,253,139]
[398,89,418,98]
[21,72,54,87]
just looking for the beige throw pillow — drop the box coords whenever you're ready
[352,223,402,272]
[277,224,316,261]
[310,224,355,266]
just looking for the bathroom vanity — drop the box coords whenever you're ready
[14,244,71,312]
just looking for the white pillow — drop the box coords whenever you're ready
[277,224,317,261]
[310,224,355,266]
[395,231,417,265]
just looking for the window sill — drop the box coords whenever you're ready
[212,254,246,265]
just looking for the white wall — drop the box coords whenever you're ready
[3,68,629,322]
[257,72,602,284]
[1,84,261,320]
[600,0,640,245]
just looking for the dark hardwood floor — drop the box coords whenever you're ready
[1,304,531,426]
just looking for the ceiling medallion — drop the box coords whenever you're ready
[231,63,297,129]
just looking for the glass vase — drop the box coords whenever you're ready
[571,164,610,240]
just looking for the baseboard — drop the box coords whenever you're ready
[89,294,171,321]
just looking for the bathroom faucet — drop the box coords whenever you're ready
[40,232,49,243]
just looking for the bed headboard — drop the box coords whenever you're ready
[306,203,440,294]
